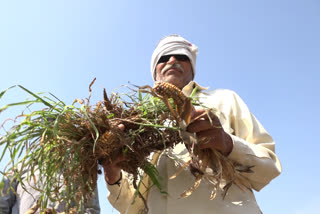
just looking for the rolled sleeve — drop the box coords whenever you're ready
[226,91,282,191]
[107,173,135,214]
[228,134,281,191]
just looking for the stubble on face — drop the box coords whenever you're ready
[155,61,193,89]
[161,63,185,76]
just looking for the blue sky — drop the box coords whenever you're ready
[0,1,319,213]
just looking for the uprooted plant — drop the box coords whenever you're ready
[0,79,253,213]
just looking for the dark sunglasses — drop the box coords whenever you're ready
[157,54,190,64]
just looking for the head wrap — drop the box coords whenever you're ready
[150,35,198,81]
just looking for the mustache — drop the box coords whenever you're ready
[161,63,185,75]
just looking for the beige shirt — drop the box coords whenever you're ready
[107,82,282,214]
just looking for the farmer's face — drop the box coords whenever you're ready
[155,55,193,89]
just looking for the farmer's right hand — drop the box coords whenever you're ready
[103,123,126,185]
[103,156,125,185]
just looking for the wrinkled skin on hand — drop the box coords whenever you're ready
[187,108,233,156]
[103,107,234,185]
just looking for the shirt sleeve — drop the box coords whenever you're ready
[0,176,18,214]
[106,151,162,214]
[106,172,135,214]
[226,90,282,191]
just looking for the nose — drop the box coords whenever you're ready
[167,56,177,64]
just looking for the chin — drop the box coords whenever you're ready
[164,79,183,89]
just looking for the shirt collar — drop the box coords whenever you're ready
[181,81,209,96]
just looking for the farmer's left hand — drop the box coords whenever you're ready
[187,108,233,156]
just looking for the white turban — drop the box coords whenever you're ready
[150,35,198,81]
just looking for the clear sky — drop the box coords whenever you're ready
[0,0,319,213]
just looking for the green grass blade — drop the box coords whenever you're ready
[0,100,38,113]
[0,141,10,161]
[17,85,54,109]
[0,85,16,99]
[143,162,167,195]
[189,86,198,98]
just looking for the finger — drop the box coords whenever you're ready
[118,123,125,131]
[102,155,127,170]
[191,108,206,119]
[187,120,217,133]
[192,108,216,121]
[100,153,127,167]
[196,128,223,140]
[196,129,230,152]
[198,139,217,150]
[187,118,221,133]
[197,136,231,155]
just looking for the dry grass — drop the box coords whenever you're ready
[0,80,181,213]
[0,80,253,213]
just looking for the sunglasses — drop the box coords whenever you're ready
[157,54,190,64]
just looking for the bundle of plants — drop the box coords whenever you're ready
[0,80,254,213]
[0,80,182,213]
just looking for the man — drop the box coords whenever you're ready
[0,168,100,213]
[103,35,282,214]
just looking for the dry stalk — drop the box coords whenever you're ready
[144,81,254,200]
